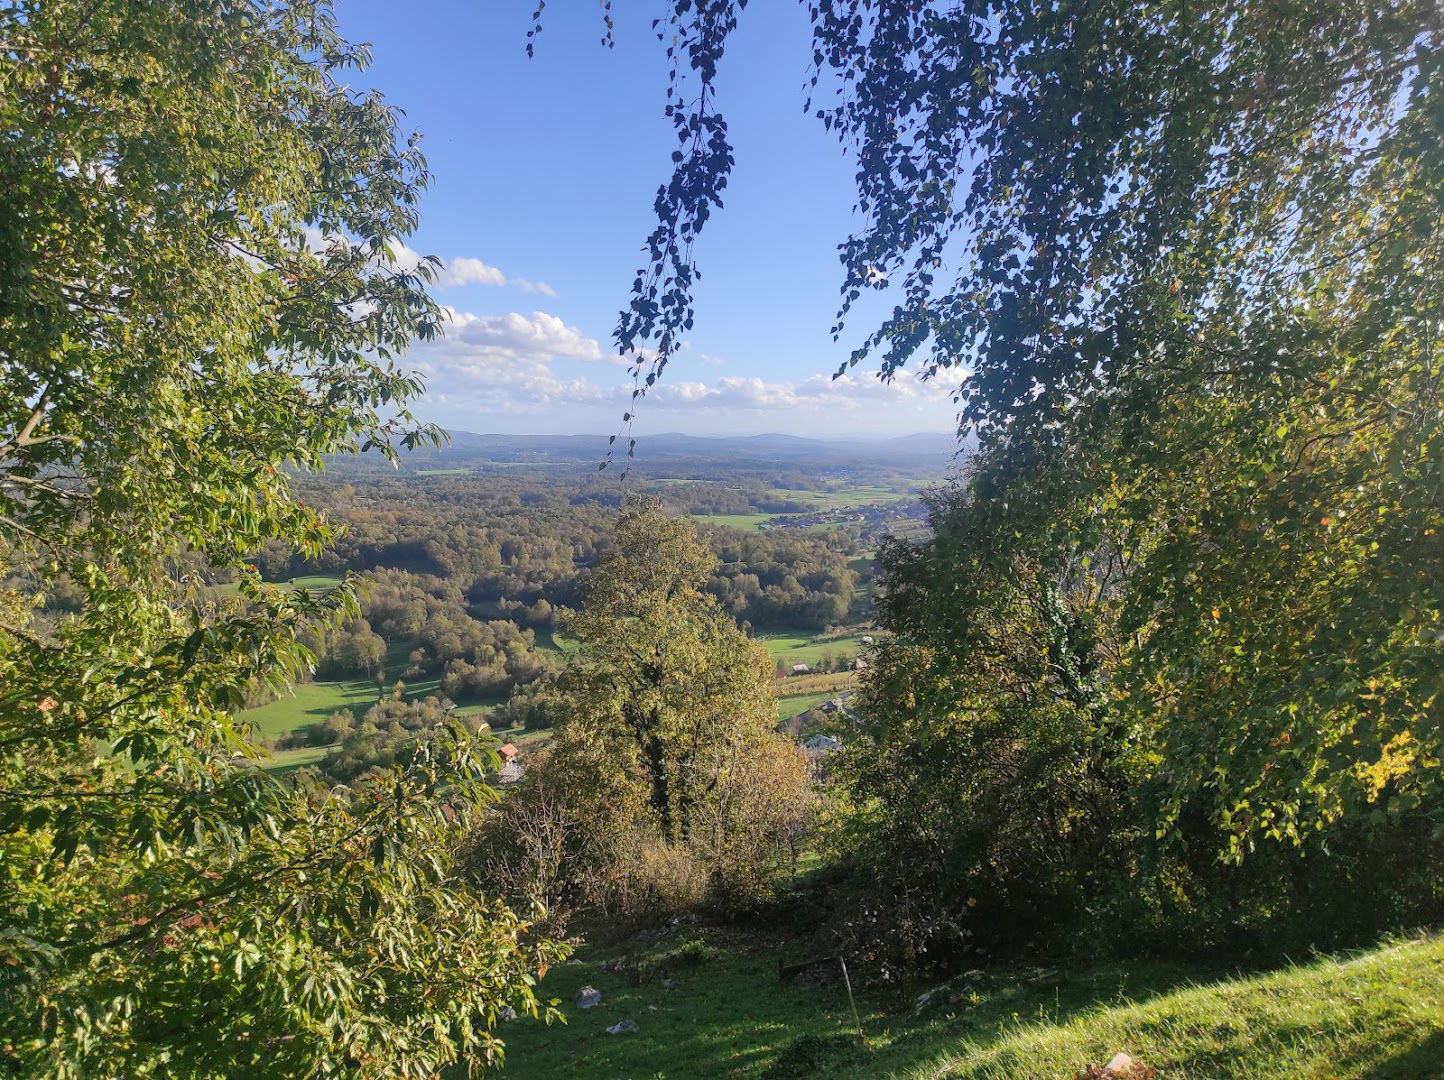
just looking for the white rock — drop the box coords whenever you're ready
[575,986,602,1009]
[498,1007,518,1022]
[606,1018,639,1035]
[1104,1051,1134,1075]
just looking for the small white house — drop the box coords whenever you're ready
[790,663,811,675]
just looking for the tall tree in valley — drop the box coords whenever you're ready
[472,504,812,925]
[560,503,784,844]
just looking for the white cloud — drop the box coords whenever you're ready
[439,255,506,288]
[300,234,555,295]
[651,371,951,412]
[406,308,617,414]
[410,247,555,296]
[440,309,610,363]
[406,309,955,424]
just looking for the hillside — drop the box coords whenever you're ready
[331,430,968,476]
[488,931,1444,1079]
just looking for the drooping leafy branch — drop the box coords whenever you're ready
[565,0,1444,942]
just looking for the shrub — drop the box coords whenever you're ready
[763,1034,864,1079]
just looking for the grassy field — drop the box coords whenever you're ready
[242,638,440,741]
[243,623,857,767]
[216,572,344,596]
[690,484,924,533]
[771,484,919,508]
[243,632,513,770]
[537,628,580,653]
[775,691,838,723]
[265,744,331,774]
[760,630,871,669]
[774,670,855,723]
[692,512,786,531]
[483,931,1444,1079]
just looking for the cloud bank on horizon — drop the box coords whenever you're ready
[367,241,960,436]
[409,299,960,436]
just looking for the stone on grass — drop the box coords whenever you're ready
[606,1018,639,1035]
[498,1007,518,1022]
[1104,1052,1134,1075]
[910,970,988,1018]
[575,986,602,1009]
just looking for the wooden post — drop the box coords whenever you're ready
[838,955,865,1047]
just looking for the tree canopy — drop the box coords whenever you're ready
[0,2,559,1073]
[553,0,1444,951]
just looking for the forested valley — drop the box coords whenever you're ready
[3,1,1442,1078]
[185,451,929,782]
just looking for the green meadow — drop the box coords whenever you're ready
[775,691,837,723]
[692,512,787,530]
[760,630,871,669]
[770,484,919,508]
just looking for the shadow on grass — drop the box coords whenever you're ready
[1359,1028,1444,1079]
[849,961,1216,1079]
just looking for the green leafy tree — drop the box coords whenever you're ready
[472,505,812,925]
[549,0,1443,944]
[0,2,560,1073]
[835,501,1141,971]
[560,503,783,844]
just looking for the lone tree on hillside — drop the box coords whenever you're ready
[470,504,813,923]
[561,503,791,845]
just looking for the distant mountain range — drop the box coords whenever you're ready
[436,430,968,466]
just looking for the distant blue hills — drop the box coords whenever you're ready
[435,429,966,465]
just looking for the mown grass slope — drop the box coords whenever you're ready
[488,932,1444,1079]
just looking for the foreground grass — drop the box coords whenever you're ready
[489,935,861,1078]
[489,932,1443,1079]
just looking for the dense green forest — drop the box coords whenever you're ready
[2,0,1441,1077]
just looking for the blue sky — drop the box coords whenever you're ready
[335,0,960,437]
